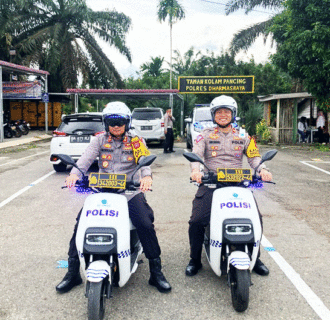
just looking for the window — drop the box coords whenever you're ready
[132,109,162,120]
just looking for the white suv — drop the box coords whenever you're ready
[50,112,105,172]
[185,106,215,149]
[131,107,165,144]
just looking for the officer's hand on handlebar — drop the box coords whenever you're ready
[191,170,203,184]
[260,169,272,182]
[65,173,79,188]
[140,176,152,192]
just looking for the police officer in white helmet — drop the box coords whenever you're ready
[185,95,272,277]
[56,101,171,294]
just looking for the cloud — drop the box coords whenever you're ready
[86,0,276,78]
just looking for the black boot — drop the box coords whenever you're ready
[148,257,171,293]
[253,258,269,276]
[185,258,202,276]
[56,257,83,293]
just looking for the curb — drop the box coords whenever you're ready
[0,134,52,150]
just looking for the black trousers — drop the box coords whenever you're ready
[188,185,263,261]
[164,128,174,152]
[68,193,161,260]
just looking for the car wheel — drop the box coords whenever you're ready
[53,163,67,172]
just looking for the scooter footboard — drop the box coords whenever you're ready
[209,187,262,276]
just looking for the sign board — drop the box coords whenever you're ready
[178,76,254,94]
[41,93,49,102]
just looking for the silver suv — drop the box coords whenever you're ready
[131,107,165,144]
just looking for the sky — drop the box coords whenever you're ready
[85,0,279,80]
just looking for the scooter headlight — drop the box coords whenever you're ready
[86,233,114,245]
[225,224,252,235]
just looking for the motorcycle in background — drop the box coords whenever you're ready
[9,120,22,137]
[3,122,15,139]
[183,149,277,312]
[16,119,30,135]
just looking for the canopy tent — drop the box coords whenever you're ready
[66,88,185,135]
[0,60,49,142]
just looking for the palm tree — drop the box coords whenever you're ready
[3,0,132,91]
[157,0,185,90]
[225,0,283,54]
[141,56,165,77]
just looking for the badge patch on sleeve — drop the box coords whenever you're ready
[246,137,261,158]
[195,135,204,144]
[131,136,151,163]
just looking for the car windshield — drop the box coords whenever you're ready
[58,117,104,134]
[132,109,162,120]
[195,109,212,122]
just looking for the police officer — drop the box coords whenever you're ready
[185,95,272,277]
[164,108,175,153]
[56,102,171,294]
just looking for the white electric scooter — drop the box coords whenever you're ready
[183,149,277,312]
[57,154,156,320]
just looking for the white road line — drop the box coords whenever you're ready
[300,161,330,175]
[0,151,49,167]
[0,171,55,208]
[262,236,330,320]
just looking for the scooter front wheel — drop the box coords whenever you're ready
[230,268,250,312]
[87,281,106,320]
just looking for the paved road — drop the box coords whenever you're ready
[0,141,330,319]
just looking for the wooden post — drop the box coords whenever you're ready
[276,99,280,143]
[292,99,298,143]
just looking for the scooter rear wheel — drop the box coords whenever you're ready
[230,268,250,312]
[87,281,106,320]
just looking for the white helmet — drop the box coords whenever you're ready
[103,101,131,132]
[210,95,238,124]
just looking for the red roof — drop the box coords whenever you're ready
[66,88,179,94]
[0,60,49,75]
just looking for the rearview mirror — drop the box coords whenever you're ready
[183,152,203,164]
[261,149,277,164]
[138,155,157,167]
[55,154,77,167]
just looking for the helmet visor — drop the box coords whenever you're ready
[104,115,129,127]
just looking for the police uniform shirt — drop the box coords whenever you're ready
[191,126,266,173]
[70,131,151,201]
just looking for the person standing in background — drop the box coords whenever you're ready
[316,111,327,144]
[164,109,175,153]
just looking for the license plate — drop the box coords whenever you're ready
[89,173,127,189]
[70,135,90,143]
[141,126,152,130]
[217,168,252,182]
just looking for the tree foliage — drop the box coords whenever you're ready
[0,0,132,92]
[125,48,293,134]
[271,0,330,108]
[225,0,283,53]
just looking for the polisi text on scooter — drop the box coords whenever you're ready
[86,209,119,217]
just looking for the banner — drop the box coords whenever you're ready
[2,81,42,99]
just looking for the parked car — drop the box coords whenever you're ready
[131,107,165,145]
[185,106,215,149]
[50,112,105,172]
